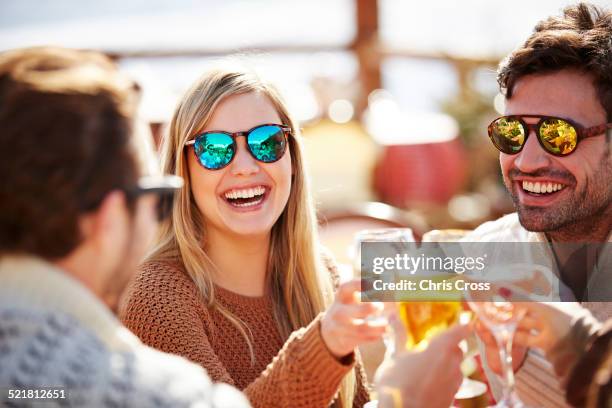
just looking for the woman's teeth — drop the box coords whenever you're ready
[224,186,266,207]
[522,181,565,194]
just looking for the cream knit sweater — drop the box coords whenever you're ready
[0,256,250,408]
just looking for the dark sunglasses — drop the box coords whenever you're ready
[125,175,183,221]
[185,123,291,170]
[488,115,612,156]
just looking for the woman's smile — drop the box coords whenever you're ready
[220,184,271,211]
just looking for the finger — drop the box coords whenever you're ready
[514,326,534,340]
[496,285,535,302]
[474,320,496,345]
[513,331,532,347]
[337,280,362,304]
[335,331,382,350]
[330,303,385,328]
[474,318,487,334]
[519,314,540,331]
[352,331,387,344]
[450,343,465,361]
[331,304,358,325]
[430,323,471,347]
[388,313,408,352]
[352,321,388,337]
[450,368,464,394]
[513,301,558,320]
[433,342,464,364]
[345,302,385,320]
[520,330,547,349]
[449,360,463,392]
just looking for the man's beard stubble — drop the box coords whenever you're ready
[507,151,611,237]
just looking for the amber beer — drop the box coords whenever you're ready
[399,229,468,349]
[398,301,461,349]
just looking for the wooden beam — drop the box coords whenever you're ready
[352,0,381,116]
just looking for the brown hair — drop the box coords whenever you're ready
[498,2,612,121]
[0,47,141,258]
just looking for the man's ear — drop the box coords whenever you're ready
[79,191,129,252]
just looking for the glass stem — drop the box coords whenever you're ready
[383,329,395,358]
[494,327,516,401]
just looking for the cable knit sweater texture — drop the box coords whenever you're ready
[119,260,370,408]
[0,256,250,408]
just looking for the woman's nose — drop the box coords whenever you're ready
[229,137,259,177]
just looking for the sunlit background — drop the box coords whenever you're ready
[2,0,609,381]
[3,0,607,269]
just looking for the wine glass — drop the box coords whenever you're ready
[352,228,416,355]
[466,296,525,407]
[464,264,553,408]
[352,228,416,275]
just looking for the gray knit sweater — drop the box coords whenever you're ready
[0,256,251,408]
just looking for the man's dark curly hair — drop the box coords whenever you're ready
[498,2,612,121]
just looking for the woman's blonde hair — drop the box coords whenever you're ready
[148,64,356,407]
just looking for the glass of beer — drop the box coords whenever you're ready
[398,299,488,401]
[410,230,469,351]
[417,229,488,400]
[398,301,462,349]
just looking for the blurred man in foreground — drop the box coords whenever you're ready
[0,46,250,407]
[466,2,612,407]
